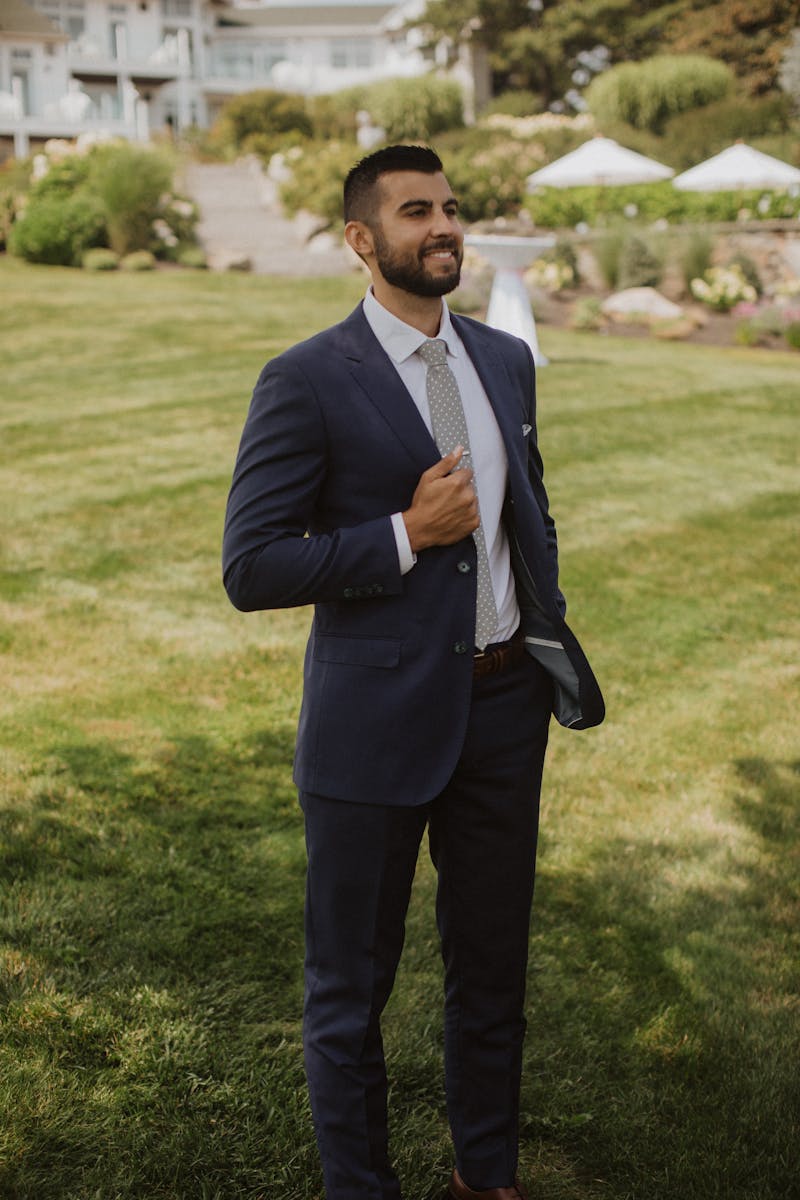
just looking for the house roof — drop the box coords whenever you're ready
[217,5,396,29]
[0,0,66,39]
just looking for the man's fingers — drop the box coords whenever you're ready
[427,445,464,477]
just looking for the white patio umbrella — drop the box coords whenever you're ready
[526,136,674,189]
[672,142,800,191]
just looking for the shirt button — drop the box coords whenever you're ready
[457,560,471,573]
[453,641,469,655]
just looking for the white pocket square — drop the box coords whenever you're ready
[522,424,532,437]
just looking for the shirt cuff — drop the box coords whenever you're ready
[390,512,416,575]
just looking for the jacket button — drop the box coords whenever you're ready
[343,587,354,598]
[453,641,469,655]
[457,560,471,573]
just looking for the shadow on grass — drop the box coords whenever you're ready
[1,731,319,1198]
[4,731,304,1002]
[2,749,799,1199]
[517,757,800,1200]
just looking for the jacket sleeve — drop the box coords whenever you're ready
[222,356,403,612]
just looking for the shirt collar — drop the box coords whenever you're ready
[363,287,461,365]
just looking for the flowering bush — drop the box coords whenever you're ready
[690,265,757,312]
[279,139,359,224]
[774,276,800,300]
[525,257,575,292]
[7,140,198,265]
[732,299,800,346]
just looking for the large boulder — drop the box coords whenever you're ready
[602,287,684,324]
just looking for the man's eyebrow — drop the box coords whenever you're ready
[396,196,459,212]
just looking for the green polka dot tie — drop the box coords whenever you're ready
[418,338,498,650]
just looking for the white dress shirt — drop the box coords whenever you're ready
[362,288,519,644]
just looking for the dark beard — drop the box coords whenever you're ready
[372,229,462,297]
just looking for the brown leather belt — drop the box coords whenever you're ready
[473,629,526,679]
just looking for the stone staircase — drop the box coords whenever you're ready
[181,158,352,277]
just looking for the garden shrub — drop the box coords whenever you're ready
[28,154,91,201]
[586,55,734,134]
[570,297,604,330]
[727,252,763,298]
[524,180,800,229]
[524,239,580,293]
[360,75,463,142]
[734,319,764,347]
[659,92,794,169]
[785,322,800,350]
[120,250,156,271]
[87,142,173,256]
[592,228,627,288]
[9,191,106,266]
[617,234,662,290]
[679,232,714,291]
[279,140,359,224]
[309,88,368,141]
[443,138,543,223]
[176,245,207,269]
[6,143,196,265]
[484,90,544,118]
[82,247,118,271]
[210,89,313,157]
[0,156,32,248]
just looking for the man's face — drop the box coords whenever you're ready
[368,170,464,297]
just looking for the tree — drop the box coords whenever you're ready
[412,0,800,105]
[660,0,800,94]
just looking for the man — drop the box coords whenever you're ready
[223,145,604,1200]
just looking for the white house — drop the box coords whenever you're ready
[0,0,430,159]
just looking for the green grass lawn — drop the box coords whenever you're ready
[1,255,798,1200]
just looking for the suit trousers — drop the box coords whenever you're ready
[301,651,553,1200]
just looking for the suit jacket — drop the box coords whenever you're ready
[222,303,604,806]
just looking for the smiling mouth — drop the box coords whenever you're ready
[423,247,458,263]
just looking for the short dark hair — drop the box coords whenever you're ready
[343,144,444,225]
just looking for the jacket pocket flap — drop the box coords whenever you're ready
[314,635,401,668]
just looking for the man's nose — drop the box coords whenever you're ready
[431,208,461,238]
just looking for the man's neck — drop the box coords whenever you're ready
[370,281,444,338]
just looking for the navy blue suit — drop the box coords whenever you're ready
[223,304,603,1197]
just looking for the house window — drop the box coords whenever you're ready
[330,39,374,70]
[10,48,33,115]
[212,44,256,80]
[161,0,193,16]
[109,20,128,59]
[163,25,194,73]
[31,0,86,38]
[209,41,286,80]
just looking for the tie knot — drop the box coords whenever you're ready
[418,338,448,368]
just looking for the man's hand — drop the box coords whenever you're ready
[402,447,480,552]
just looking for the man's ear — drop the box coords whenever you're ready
[345,219,374,261]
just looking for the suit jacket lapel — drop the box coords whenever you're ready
[338,305,440,471]
[452,315,529,487]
